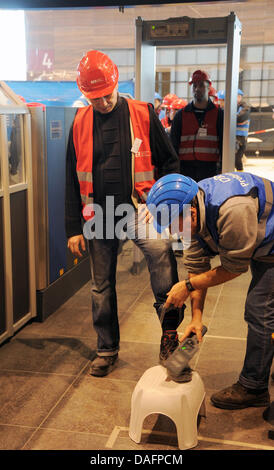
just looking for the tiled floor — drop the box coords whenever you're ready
[1,157,274,453]
[244,157,274,181]
[0,241,273,452]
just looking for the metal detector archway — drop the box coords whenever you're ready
[135,12,242,172]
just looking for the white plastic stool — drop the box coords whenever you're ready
[129,365,206,450]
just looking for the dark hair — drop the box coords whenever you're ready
[191,196,198,208]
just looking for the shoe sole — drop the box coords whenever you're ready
[211,398,270,410]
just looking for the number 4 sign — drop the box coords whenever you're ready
[42,52,53,70]
[27,49,54,73]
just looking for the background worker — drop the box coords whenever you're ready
[65,50,182,377]
[169,98,188,128]
[209,85,218,105]
[146,171,274,410]
[236,89,251,171]
[170,70,223,182]
[160,93,178,130]
[154,91,165,120]
[217,90,225,109]
[165,98,188,136]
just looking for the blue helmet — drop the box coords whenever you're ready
[238,89,244,96]
[146,173,199,233]
[217,90,225,100]
[154,92,162,100]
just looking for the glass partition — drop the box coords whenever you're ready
[7,114,25,185]
[0,82,36,346]
[0,87,14,106]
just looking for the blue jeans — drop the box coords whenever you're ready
[239,260,274,390]
[87,210,180,356]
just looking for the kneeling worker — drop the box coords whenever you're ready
[146,172,274,410]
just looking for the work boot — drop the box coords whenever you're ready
[90,354,118,377]
[211,381,270,410]
[159,330,179,365]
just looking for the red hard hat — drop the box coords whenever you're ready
[189,70,212,86]
[170,98,188,110]
[209,85,217,98]
[161,93,178,109]
[76,50,119,99]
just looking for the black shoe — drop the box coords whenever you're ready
[159,330,179,365]
[90,354,118,377]
[211,382,270,410]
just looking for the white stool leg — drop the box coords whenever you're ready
[199,396,206,418]
[174,392,205,450]
[175,413,198,450]
[129,407,146,443]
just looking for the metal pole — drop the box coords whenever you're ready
[135,17,156,102]
[222,12,242,172]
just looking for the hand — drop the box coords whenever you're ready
[67,235,86,258]
[164,281,190,310]
[138,204,153,224]
[180,318,204,343]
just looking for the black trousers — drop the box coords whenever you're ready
[235,136,247,171]
[180,161,219,183]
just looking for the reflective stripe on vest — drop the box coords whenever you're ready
[179,106,220,162]
[236,120,250,137]
[72,99,155,220]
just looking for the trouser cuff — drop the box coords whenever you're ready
[239,374,268,391]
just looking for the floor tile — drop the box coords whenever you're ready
[23,428,110,450]
[194,336,247,390]
[41,373,134,436]
[0,370,75,428]
[0,424,36,450]
[0,335,95,375]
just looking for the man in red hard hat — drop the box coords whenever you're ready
[166,98,188,139]
[169,98,187,120]
[171,69,224,182]
[160,93,178,130]
[65,50,182,376]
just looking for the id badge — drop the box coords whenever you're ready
[131,138,142,153]
[198,127,207,137]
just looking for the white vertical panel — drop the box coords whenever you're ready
[0,11,26,80]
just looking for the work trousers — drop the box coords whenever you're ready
[179,160,219,183]
[239,260,274,390]
[87,210,179,356]
[235,135,247,171]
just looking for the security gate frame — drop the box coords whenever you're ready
[135,11,242,173]
[131,12,242,273]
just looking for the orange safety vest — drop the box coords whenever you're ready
[179,107,220,162]
[73,99,156,220]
